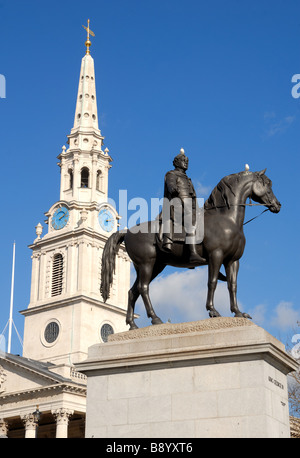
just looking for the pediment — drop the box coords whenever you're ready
[0,355,68,396]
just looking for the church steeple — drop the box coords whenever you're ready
[70,21,100,138]
[22,24,131,365]
[58,20,112,204]
[69,19,103,150]
[71,52,99,134]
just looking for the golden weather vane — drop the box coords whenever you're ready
[82,19,95,54]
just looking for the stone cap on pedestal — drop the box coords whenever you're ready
[108,317,254,342]
[76,317,298,376]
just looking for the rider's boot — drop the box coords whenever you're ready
[187,235,206,264]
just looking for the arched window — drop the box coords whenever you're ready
[52,253,63,297]
[81,167,89,188]
[96,170,102,191]
[68,169,73,189]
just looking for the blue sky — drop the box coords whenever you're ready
[0,0,299,355]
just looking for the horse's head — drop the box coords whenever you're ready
[251,169,281,213]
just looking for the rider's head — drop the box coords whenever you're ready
[173,149,189,170]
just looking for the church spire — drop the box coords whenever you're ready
[71,51,100,134]
[71,20,99,135]
[58,21,112,204]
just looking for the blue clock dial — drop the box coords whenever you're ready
[52,206,69,230]
[98,208,115,232]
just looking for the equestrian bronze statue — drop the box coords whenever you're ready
[101,155,281,330]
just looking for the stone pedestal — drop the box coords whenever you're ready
[76,317,298,438]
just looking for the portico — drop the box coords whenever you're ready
[0,354,86,438]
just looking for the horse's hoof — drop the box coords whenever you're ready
[208,310,221,318]
[128,322,139,330]
[234,312,252,319]
[151,317,163,325]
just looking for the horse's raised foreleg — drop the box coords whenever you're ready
[225,260,252,319]
[126,275,140,330]
[137,262,164,326]
[225,260,239,316]
[206,249,223,318]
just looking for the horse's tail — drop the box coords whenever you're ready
[100,230,127,302]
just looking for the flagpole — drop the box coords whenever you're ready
[7,242,16,354]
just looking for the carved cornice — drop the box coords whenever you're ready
[20,294,128,317]
[0,383,86,404]
[29,225,114,250]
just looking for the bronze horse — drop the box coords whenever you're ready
[101,169,281,330]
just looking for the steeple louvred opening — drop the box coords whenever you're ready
[51,253,63,297]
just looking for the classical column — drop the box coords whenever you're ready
[38,251,47,300]
[22,413,38,438]
[30,253,40,303]
[73,155,80,201]
[0,418,8,438]
[59,148,66,201]
[91,155,98,201]
[51,408,74,438]
[77,240,85,292]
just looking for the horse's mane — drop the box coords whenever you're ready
[204,172,249,209]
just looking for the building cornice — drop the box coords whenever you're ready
[19,293,128,317]
[28,226,126,250]
[0,382,86,404]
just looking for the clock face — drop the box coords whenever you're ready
[52,206,69,230]
[98,207,115,232]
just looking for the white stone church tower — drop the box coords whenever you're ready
[0,23,131,438]
[20,30,131,366]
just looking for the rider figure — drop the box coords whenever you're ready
[162,149,206,264]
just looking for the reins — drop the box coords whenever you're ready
[205,202,270,226]
[243,207,269,226]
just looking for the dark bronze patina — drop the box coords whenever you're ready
[161,149,206,264]
[101,156,281,330]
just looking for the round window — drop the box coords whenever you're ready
[100,323,114,343]
[44,321,60,344]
